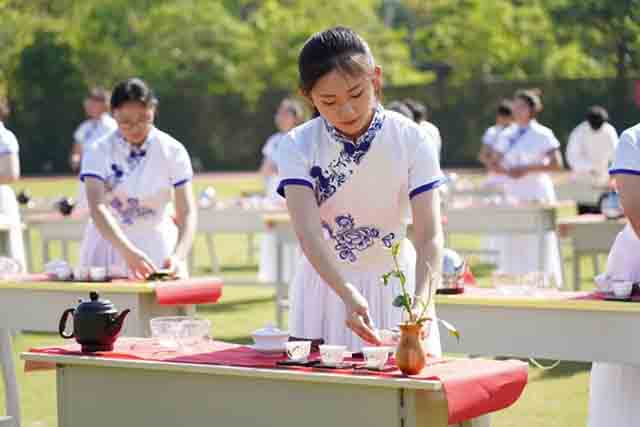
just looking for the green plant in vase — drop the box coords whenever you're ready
[381,242,459,375]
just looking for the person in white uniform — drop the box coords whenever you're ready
[70,88,117,173]
[259,98,305,199]
[566,106,618,214]
[80,78,197,279]
[404,98,442,161]
[477,100,513,265]
[277,27,445,352]
[0,97,26,271]
[587,122,640,427]
[258,98,305,283]
[492,89,564,287]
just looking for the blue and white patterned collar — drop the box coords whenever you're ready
[115,126,156,155]
[322,105,385,149]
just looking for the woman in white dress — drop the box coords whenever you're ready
[80,78,197,279]
[257,98,305,283]
[588,122,640,427]
[0,97,25,271]
[277,27,445,352]
[492,89,564,287]
[477,100,513,264]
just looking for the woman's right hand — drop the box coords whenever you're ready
[123,247,156,280]
[342,284,382,345]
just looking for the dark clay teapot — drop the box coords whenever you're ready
[59,292,130,352]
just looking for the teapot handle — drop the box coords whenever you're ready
[58,308,75,339]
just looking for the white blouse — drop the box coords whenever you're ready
[0,122,19,156]
[276,106,444,268]
[74,113,117,147]
[80,127,193,228]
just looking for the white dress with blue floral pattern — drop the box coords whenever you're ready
[79,127,193,277]
[277,106,446,352]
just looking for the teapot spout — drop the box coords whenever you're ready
[109,309,131,337]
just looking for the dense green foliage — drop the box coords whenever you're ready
[0,1,638,172]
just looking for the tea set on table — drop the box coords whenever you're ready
[251,323,399,371]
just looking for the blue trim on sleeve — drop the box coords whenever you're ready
[173,178,191,188]
[609,169,640,176]
[276,178,314,198]
[409,177,448,199]
[79,173,105,182]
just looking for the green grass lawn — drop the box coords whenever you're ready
[2,173,599,426]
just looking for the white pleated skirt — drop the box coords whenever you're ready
[288,238,442,354]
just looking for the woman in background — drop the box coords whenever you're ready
[0,96,26,271]
[493,89,564,287]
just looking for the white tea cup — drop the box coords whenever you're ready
[73,266,89,281]
[286,341,311,361]
[319,345,346,366]
[362,346,393,369]
[612,281,633,298]
[89,267,107,282]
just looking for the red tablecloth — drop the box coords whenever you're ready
[28,338,527,424]
[2,273,223,305]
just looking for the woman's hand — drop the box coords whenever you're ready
[163,255,187,278]
[123,247,156,280]
[343,284,382,345]
[507,166,529,179]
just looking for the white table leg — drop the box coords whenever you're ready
[0,327,20,427]
[204,233,219,273]
[247,232,255,264]
[573,250,582,291]
[42,239,50,264]
[62,240,69,263]
[22,229,32,273]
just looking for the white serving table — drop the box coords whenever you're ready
[22,212,87,271]
[0,279,194,336]
[20,352,491,427]
[444,203,562,272]
[557,215,626,290]
[436,290,640,365]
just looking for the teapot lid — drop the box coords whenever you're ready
[76,292,116,314]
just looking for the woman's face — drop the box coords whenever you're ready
[512,97,532,124]
[84,98,107,119]
[308,64,381,139]
[113,101,155,144]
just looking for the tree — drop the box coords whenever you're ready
[549,0,640,79]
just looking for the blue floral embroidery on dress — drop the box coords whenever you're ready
[322,214,396,262]
[110,197,155,225]
[105,164,125,191]
[311,106,385,205]
[127,148,147,168]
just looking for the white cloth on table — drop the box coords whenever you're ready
[566,121,618,187]
[277,106,445,353]
[79,127,193,277]
[0,122,25,271]
[588,122,640,427]
[492,120,563,287]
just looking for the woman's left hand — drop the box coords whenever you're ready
[163,255,187,278]
[507,166,529,179]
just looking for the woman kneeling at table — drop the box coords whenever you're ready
[277,27,444,352]
[588,122,640,427]
[79,78,197,279]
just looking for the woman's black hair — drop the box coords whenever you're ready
[497,99,513,117]
[403,98,428,122]
[298,26,375,95]
[110,78,158,111]
[514,89,543,115]
[586,105,609,130]
[387,101,413,120]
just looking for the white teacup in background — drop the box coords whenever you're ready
[612,281,633,298]
[319,345,346,366]
[286,341,311,361]
[362,346,393,370]
[73,266,89,281]
[89,266,107,282]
